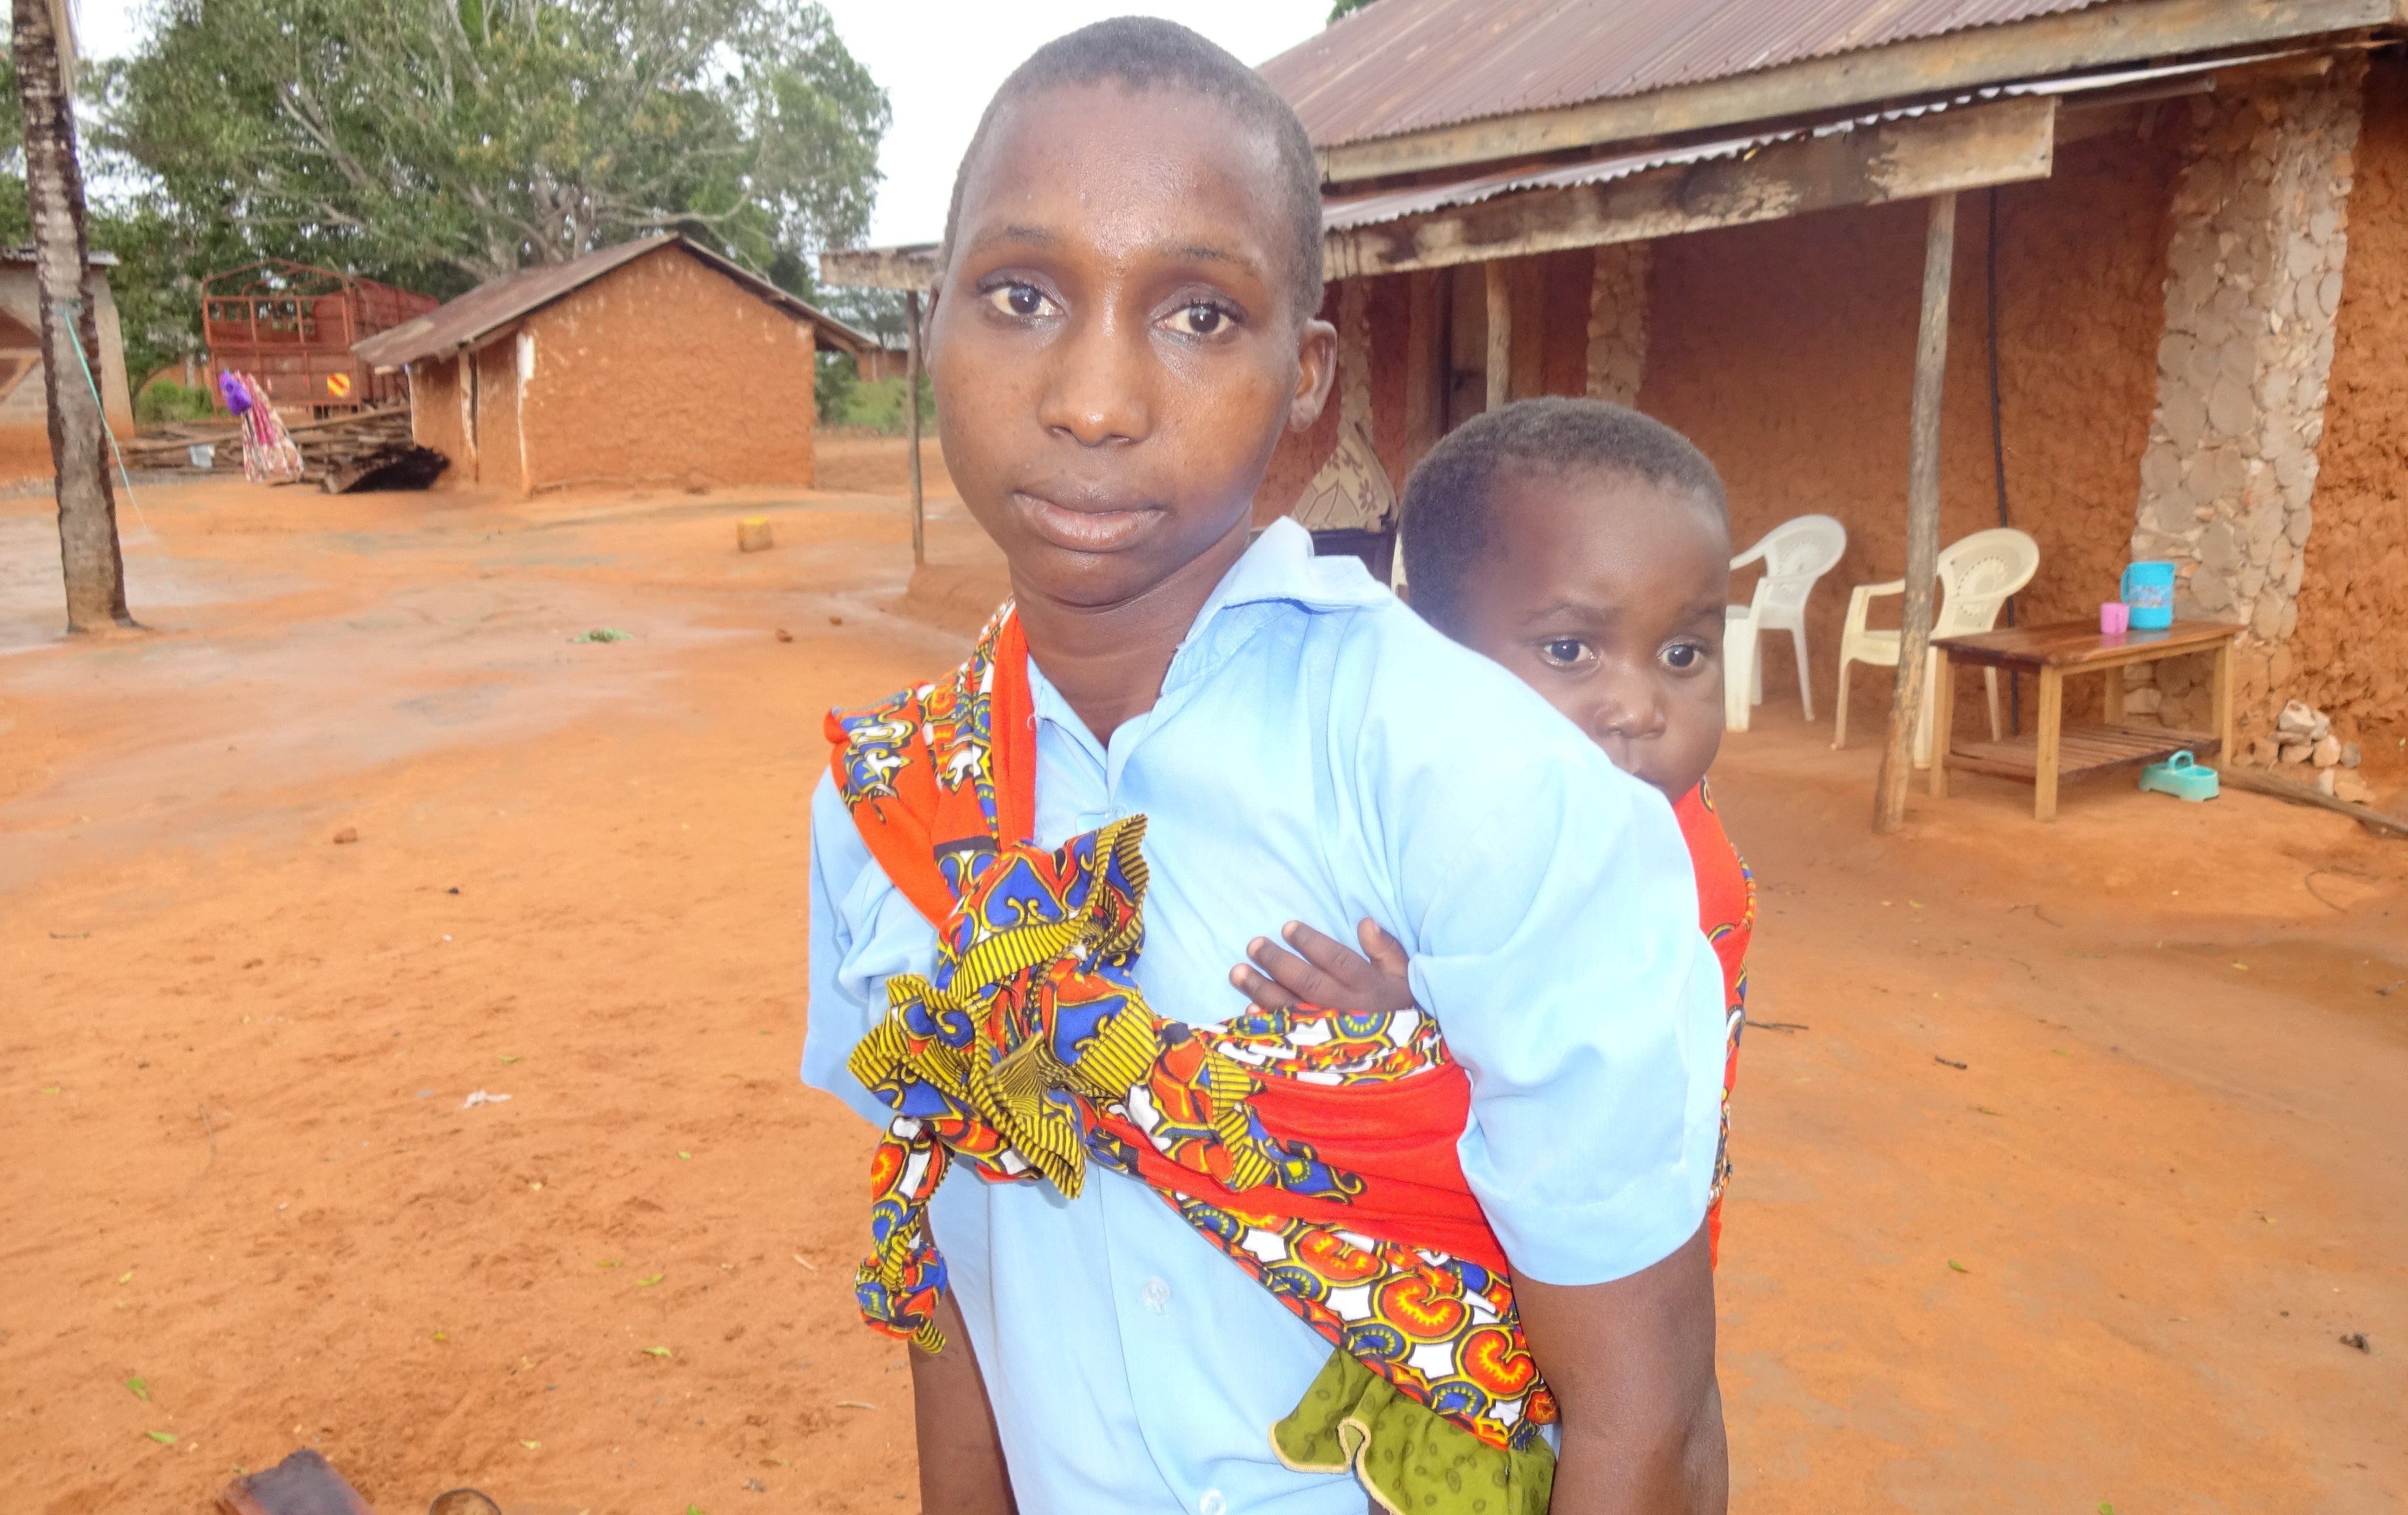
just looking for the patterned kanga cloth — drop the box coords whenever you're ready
[227,370,304,485]
[1673,780,1754,1267]
[826,605,1558,1507]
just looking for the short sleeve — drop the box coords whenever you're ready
[1403,757,1726,1287]
[804,771,935,1128]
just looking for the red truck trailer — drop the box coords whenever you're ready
[203,260,438,413]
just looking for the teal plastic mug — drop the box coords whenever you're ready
[2121,560,2176,629]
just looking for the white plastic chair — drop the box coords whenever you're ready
[1831,527,2041,764]
[1725,515,1847,733]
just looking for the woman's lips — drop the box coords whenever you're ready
[1013,490,1155,554]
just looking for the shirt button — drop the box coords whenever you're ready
[1142,1277,1171,1313]
[1198,1490,1226,1515]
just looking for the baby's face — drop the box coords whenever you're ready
[1452,466,1730,799]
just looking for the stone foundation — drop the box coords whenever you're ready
[2125,62,2364,741]
[1584,243,1649,406]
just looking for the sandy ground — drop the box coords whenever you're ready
[4,437,2403,1514]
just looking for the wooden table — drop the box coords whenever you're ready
[1929,619,2242,820]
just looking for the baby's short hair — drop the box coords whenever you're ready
[1401,398,1727,636]
[938,17,1326,326]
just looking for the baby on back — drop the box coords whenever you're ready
[1233,397,1755,1259]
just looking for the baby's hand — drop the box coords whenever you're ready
[1228,919,1415,1015]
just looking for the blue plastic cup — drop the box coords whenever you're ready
[2121,560,2176,629]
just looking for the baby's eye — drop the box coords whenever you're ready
[983,283,1055,319]
[1162,302,1234,337]
[1538,637,1592,668]
[1660,642,1708,673]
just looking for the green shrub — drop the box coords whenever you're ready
[135,379,220,425]
[815,352,933,434]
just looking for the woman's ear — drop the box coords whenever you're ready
[1288,315,1337,433]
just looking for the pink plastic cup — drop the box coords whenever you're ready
[2101,601,2130,636]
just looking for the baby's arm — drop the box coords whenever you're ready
[1228,918,1415,1013]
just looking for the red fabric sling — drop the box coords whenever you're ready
[826,611,1507,1274]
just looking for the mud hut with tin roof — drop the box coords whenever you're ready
[357,234,876,496]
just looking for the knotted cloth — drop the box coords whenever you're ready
[827,605,1562,1511]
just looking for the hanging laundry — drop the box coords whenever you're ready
[225,371,304,484]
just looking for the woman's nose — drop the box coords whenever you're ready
[1035,304,1154,447]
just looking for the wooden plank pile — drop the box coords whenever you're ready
[123,406,445,491]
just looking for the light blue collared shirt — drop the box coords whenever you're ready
[805,518,1723,1514]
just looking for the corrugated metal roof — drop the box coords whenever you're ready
[1324,126,1782,234]
[1259,0,2109,151]
[354,234,874,372]
[1321,52,2246,233]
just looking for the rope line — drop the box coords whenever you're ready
[57,295,220,657]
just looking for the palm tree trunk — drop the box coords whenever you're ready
[14,0,132,632]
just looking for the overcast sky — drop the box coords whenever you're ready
[71,1,1328,248]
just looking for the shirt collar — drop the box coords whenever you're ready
[1203,515,1393,618]
[1024,516,1394,750]
[1163,517,1390,697]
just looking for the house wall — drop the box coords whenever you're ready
[2119,69,2366,746]
[1536,249,1593,399]
[1641,123,2185,730]
[408,354,474,484]
[1585,245,1650,405]
[513,247,816,493]
[475,339,525,496]
[2292,53,2408,751]
[1367,273,1415,488]
[1257,248,1601,525]
[0,264,135,482]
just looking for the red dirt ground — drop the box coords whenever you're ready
[5,436,2403,1514]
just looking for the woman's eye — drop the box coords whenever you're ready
[984,283,1052,318]
[1661,643,1704,671]
[1540,638,1590,667]
[1163,303,1232,337]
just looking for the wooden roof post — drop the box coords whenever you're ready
[1404,268,1446,466]
[905,288,925,568]
[1484,259,1511,412]
[1874,190,1959,835]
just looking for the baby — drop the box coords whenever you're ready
[1234,397,1754,1259]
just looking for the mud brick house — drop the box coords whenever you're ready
[1254,0,2408,751]
[355,235,875,495]
[0,249,134,482]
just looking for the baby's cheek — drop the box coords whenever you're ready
[1657,693,1727,790]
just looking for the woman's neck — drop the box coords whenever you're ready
[1013,518,1252,747]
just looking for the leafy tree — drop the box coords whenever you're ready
[97,0,888,289]
[0,49,21,245]
[91,202,201,386]
[809,282,912,350]
[0,41,187,404]
[1327,0,1381,23]
[815,352,930,432]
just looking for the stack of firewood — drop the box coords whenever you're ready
[123,406,443,491]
